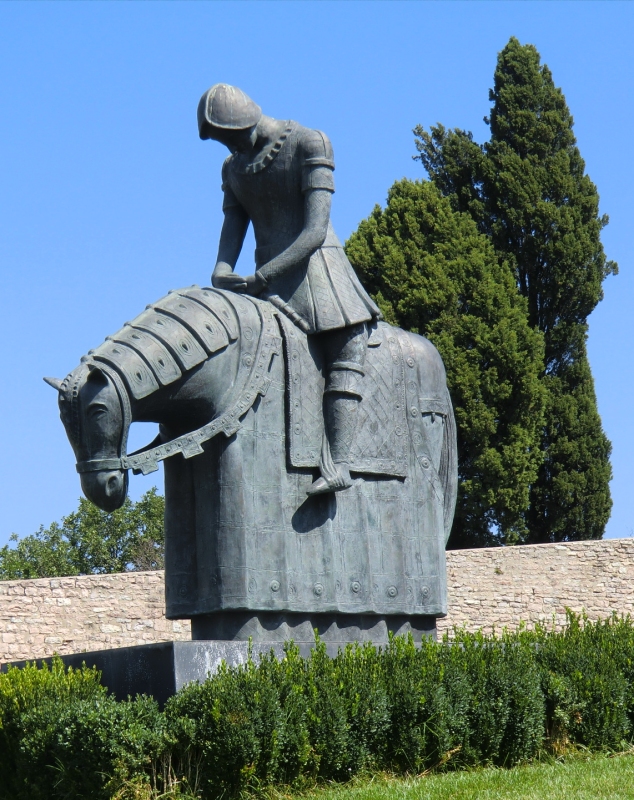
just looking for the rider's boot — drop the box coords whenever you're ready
[307,367,363,496]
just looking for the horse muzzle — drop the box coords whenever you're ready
[80,469,129,512]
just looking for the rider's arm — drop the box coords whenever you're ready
[253,189,331,288]
[213,206,250,290]
[212,159,250,291]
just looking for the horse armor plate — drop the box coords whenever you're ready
[155,294,230,355]
[91,340,159,400]
[132,309,208,372]
[179,286,239,341]
[111,326,182,387]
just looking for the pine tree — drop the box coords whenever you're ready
[415,37,616,542]
[346,179,545,547]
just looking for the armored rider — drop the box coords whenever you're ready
[198,84,381,496]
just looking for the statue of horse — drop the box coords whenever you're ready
[46,286,457,645]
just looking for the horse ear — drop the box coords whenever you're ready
[43,377,63,392]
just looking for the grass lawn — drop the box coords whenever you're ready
[297,753,634,800]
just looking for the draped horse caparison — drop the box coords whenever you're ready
[46,286,457,624]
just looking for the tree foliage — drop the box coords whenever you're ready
[346,179,545,546]
[414,37,615,542]
[0,488,164,580]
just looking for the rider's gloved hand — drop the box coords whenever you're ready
[245,272,268,297]
[211,262,247,292]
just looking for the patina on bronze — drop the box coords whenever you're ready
[45,86,458,646]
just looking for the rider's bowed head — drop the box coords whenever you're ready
[197,84,262,141]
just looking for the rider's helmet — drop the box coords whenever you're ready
[197,84,262,139]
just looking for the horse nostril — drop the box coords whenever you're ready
[106,474,119,495]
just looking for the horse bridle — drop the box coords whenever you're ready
[75,361,132,475]
[75,305,282,477]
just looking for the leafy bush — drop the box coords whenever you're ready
[0,659,164,800]
[2,615,634,799]
[0,658,103,798]
[534,612,633,750]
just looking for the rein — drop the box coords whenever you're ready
[76,302,282,477]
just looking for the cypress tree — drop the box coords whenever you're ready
[346,179,545,547]
[415,37,616,542]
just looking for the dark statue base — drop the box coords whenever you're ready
[190,612,436,645]
[3,615,437,706]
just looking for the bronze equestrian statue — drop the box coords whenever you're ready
[45,86,457,647]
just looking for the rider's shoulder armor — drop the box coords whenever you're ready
[299,128,335,194]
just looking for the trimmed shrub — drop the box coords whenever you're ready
[534,612,633,750]
[438,630,544,768]
[0,658,105,799]
[0,658,164,800]
[166,647,301,797]
[2,615,634,799]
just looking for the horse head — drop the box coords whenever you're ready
[44,286,274,513]
[45,363,129,511]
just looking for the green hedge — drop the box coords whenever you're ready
[1,613,633,799]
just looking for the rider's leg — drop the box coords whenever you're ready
[307,323,368,496]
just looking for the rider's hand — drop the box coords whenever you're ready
[245,272,268,297]
[212,262,247,292]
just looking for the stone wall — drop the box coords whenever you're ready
[0,571,190,663]
[437,537,634,636]
[2,538,634,662]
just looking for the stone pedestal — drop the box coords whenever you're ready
[16,641,288,706]
[3,614,436,706]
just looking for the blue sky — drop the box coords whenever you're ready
[1,1,633,545]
